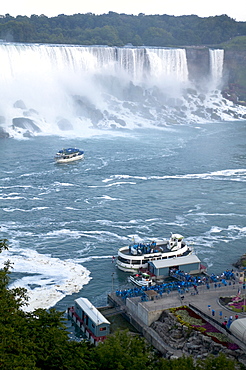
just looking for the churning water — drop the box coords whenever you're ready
[0,43,246,312]
[1,122,246,312]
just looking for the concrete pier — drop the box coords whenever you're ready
[108,282,246,355]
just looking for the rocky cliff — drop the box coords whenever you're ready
[186,47,246,103]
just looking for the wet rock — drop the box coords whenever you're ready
[233,254,246,269]
[170,355,179,359]
[198,94,206,102]
[13,100,26,109]
[57,119,73,131]
[23,109,39,117]
[0,116,6,124]
[12,117,41,133]
[74,96,103,125]
[0,126,10,138]
[150,309,244,361]
[23,130,34,138]
[108,115,126,127]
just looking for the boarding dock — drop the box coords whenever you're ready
[107,281,246,356]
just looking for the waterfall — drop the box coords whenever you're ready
[0,43,189,85]
[0,43,245,139]
[146,48,189,83]
[209,49,224,89]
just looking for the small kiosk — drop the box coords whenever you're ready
[148,254,203,278]
[68,297,110,345]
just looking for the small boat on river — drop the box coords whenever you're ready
[55,148,84,163]
[116,233,193,273]
[128,272,156,287]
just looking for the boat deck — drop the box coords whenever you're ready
[120,241,187,256]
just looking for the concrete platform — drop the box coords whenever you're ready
[108,282,246,354]
[141,283,246,324]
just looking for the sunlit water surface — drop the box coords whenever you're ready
[0,122,246,312]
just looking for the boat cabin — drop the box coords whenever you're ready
[148,254,202,278]
[68,297,110,345]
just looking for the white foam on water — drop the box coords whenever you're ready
[70,255,114,264]
[103,174,147,182]
[0,195,26,200]
[94,195,123,203]
[65,206,80,210]
[0,247,91,312]
[104,181,137,187]
[3,206,49,213]
[102,169,246,183]
[210,226,223,233]
[53,182,77,187]
[95,219,134,230]
[40,227,128,244]
[46,229,82,239]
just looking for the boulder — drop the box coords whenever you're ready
[13,100,26,109]
[57,119,73,131]
[12,117,41,133]
[0,126,10,138]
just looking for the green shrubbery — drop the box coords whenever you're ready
[0,239,242,369]
[0,13,245,47]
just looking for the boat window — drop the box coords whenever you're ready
[118,256,131,264]
[132,260,141,264]
[162,256,167,259]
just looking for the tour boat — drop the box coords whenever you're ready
[116,233,192,272]
[55,148,84,163]
[128,272,156,287]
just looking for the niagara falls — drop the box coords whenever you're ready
[0,42,246,315]
[1,43,246,140]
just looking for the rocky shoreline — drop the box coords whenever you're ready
[233,254,246,270]
[151,309,246,365]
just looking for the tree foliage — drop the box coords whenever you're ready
[0,13,245,47]
[0,238,242,369]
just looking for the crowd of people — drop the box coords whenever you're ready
[115,270,237,301]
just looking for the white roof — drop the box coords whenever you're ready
[75,297,110,326]
[171,234,184,239]
[149,254,201,269]
[230,318,246,343]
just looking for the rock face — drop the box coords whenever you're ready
[12,117,41,133]
[0,126,9,138]
[233,254,246,269]
[185,47,246,103]
[57,119,73,131]
[186,47,210,86]
[150,310,244,362]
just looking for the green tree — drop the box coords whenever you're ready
[199,353,240,370]
[0,239,242,369]
[95,330,156,370]
[142,27,175,46]
[158,356,196,370]
[0,238,95,370]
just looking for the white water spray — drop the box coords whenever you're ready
[0,43,245,138]
[209,49,224,89]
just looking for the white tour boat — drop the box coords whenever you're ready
[55,148,84,163]
[116,233,192,272]
[128,272,155,287]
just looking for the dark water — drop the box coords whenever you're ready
[0,122,246,312]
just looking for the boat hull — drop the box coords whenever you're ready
[116,241,193,273]
[55,153,84,163]
[117,262,148,273]
[129,275,155,287]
